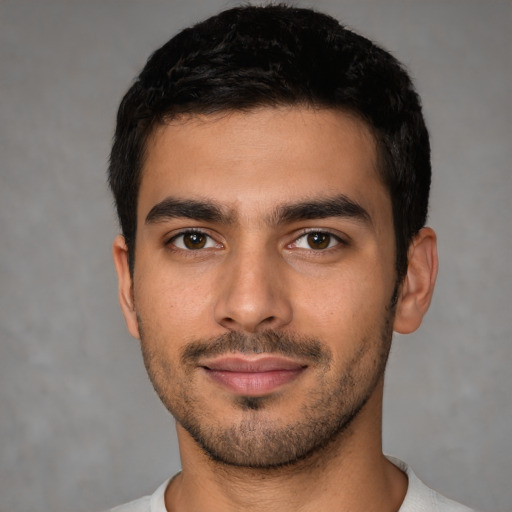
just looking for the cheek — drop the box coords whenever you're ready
[291,264,390,339]
[134,266,215,336]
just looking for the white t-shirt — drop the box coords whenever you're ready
[105,457,477,512]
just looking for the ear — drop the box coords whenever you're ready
[393,227,438,334]
[112,235,141,339]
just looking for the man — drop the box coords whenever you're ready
[107,5,475,512]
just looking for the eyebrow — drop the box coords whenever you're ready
[145,194,371,227]
[145,197,233,225]
[270,195,372,226]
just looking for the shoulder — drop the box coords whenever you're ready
[104,496,151,512]
[101,477,172,512]
[387,457,478,512]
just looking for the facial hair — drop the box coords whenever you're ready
[138,310,395,469]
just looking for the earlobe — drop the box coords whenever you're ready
[393,227,438,334]
[112,235,141,340]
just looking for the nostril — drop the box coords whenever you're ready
[214,282,293,332]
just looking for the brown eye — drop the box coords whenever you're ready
[183,232,207,249]
[290,231,342,251]
[170,231,218,251]
[306,232,331,250]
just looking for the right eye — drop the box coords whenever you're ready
[169,230,220,250]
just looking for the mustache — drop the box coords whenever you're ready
[180,330,332,367]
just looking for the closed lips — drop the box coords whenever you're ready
[202,356,307,372]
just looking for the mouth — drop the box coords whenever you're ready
[201,355,307,396]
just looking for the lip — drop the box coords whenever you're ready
[201,356,307,396]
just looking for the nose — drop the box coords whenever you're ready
[213,246,293,333]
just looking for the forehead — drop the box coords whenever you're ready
[138,107,389,226]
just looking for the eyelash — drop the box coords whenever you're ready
[165,228,348,253]
[166,229,222,251]
[287,229,348,252]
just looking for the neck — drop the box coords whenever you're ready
[165,382,407,512]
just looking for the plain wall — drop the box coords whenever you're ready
[1,1,510,511]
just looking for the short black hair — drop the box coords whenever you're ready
[109,4,431,279]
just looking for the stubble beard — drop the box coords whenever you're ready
[138,313,394,470]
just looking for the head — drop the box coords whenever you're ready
[109,5,437,469]
[109,4,431,282]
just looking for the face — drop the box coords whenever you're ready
[117,107,401,468]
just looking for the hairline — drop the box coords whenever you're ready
[127,102,397,275]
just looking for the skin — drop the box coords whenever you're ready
[113,107,438,512]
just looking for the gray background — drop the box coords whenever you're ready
[1,1,510,511]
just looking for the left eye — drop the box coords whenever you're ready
[170,231,219,250]
[292,232,341,250]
